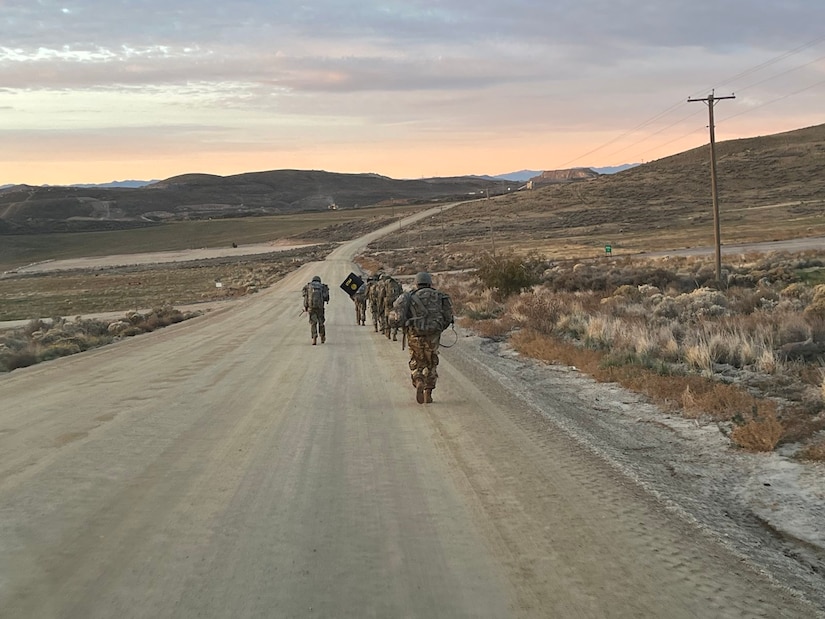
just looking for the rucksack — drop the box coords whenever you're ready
[386,278,403,302]
[407,287,447,334]
[389,292,410,329]
[305,281,328,309]
[368,281,381,304]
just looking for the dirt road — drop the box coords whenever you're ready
[643,235,825,258]
[8,240,317,274]
[0,206,820,618]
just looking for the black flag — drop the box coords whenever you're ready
[340,272,364,297]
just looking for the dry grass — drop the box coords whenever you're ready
[512,328,784,452]
[460,315,517,340]
[0,245,332,321]
[0,308,197,372]
[443,250,825,455]
[729,412,784,452]
[510,329,603,374]
[797,438,825,461]
[681,383,777,422]
[353,255,384,276]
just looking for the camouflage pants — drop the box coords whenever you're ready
[369,301,380,328]
[381,308,398,339]
[308,308,325,339]
[354,298,366,324]
[407,330,441,389]
[378,308,388,334]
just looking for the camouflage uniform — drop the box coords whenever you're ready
[380,275,403,341]
[407,331,443,392]
[302,276,329,345]
[367,276,382,332]
[395,272,453,403]
[353,281,368,326]
[376,274,389,335]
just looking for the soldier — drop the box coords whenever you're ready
[353,279,368,326]
[367,274,382,332]
[392,271,453,403]
[380,273,403,341]
[302,275,330,345]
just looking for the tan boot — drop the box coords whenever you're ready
[424,389,433,404]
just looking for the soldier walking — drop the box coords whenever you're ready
[367,274,382,332]
[392,271,453,403]
[380,273,403,341]
[302,275,330,345]
[353,279,368,326]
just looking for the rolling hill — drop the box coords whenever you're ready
[366,122,825,261]
[0,170,516,234]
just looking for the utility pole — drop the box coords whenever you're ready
[688,90,735,282]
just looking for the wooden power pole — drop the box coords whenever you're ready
[688,91,735,282]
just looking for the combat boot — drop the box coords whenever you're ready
[312,337,317,345]
[424,389,433,404]
[415,380,425,404]
[321,335,326,343]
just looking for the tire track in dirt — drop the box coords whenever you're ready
[420,345,821,617]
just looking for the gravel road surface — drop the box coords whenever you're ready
[8,241,316,274]
[0,207,821,618]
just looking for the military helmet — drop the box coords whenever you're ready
[415,271,433,286]
[379,273,389,280]
[312,275,321,282]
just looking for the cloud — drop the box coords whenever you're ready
[2,0,824,184]
[3,1,823,99]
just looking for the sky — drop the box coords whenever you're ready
[2,1,824,185]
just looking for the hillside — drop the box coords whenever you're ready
[0,170,516,234]
[365,122,825,267]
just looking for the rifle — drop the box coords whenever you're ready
[297,307,307,318]
[401,327,407,351]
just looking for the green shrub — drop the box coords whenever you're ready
[475,252,540,298]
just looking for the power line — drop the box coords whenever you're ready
[719,76,825,123]
[729,52,825,94]
[558,36,825,168]
[556,100,689,168]
[698,36,825,96]
[636,123,708,161]
[595,107,705,162]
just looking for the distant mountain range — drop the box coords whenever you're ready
[486,164,639,182]
[0,180,159,191]
[68,180,161,189]
[1,166,639,191]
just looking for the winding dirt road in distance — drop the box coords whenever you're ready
[643,235,825,257]
[0,206,819,618]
